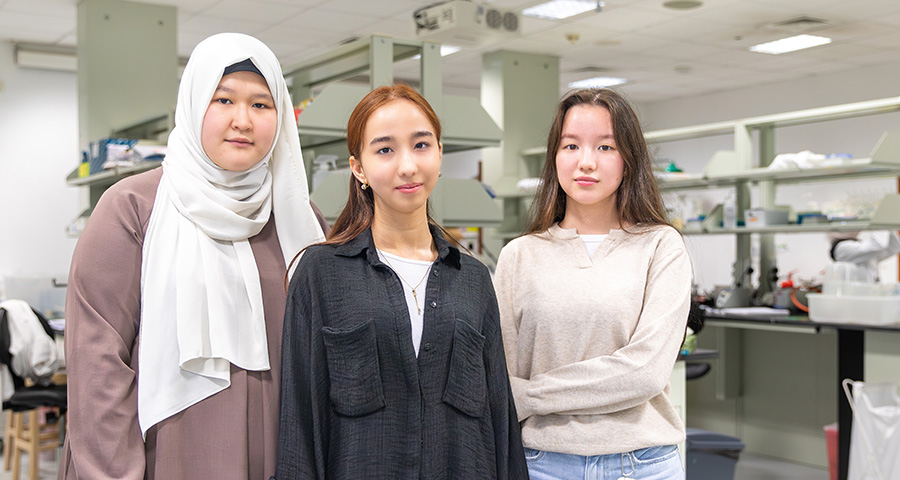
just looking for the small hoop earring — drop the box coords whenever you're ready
[360,182,368,190]
[438,172,443,178]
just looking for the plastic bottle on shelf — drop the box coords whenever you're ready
[723,191,737,228]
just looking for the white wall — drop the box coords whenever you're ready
[0,43,81,288]
[637,61,900,293]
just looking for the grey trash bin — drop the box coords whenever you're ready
[686,428,745,480]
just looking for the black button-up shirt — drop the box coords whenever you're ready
[274,226,527,479]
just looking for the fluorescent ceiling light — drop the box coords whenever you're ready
[411,45,461,60]
[14,45,77,72]
[568,76,627,88]
[523,0,598,20]
[749,34,831,55]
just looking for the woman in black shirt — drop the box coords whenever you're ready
[274,84,527,480]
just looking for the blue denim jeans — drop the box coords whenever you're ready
[525,445,684,480]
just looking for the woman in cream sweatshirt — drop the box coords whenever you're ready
[494,88,691,480]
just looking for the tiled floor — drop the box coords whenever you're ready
[0,449,59,480]
[736,453,830,480]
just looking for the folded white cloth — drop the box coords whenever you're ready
[0,299,59,394]
[768,150,826,170]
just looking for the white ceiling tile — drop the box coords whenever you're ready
[852,30,900,48]
[619,82,689,103]
[281,46,331,67]
[626,0,752,19]
[577,51,670,71]
[629,61,740,83]
[521,22,625,48]
[257,24,348,50]
[321,0,421,19]
[816,1,900,22]
[816,21,900,43]
[518,16,558,36]
[710,68,798,90]
[0,26,65,44]
[180,14,270,36]
[835,47,900,66]
[752,0,846,11]
[691,64,765,82]
[598,33,677,54]
[255,40,310,60]
[638,17,738,44]
[799,42,886,62]
[700,48,781,68]
[277,6,376,34]
[789,61,858,77]
[198,0,306,24]
[255,0,329,8]
[570,6,674,33]
[743,51,822,72]
[2,0,73,18]
[643,41,730,62]
[625,0,696,14]
[0,11,72,35]
[365,17,416,39]
[687,2,802,29]
[876,10,900,27]
[255,24,325,50]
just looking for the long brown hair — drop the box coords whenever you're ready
[525,88,669,235]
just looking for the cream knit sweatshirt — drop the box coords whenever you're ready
[494,223,691,456]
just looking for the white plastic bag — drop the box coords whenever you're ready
[842,379,900,480]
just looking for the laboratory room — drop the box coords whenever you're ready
[3,0,900,479]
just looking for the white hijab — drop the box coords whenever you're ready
[138,33,324,436]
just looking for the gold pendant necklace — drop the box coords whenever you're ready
[381,253,431,315]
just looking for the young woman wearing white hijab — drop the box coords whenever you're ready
[59,33,328,480]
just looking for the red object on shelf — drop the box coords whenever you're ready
[779,272,794,288]
[824,422,838,480]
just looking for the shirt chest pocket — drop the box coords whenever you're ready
[322,320,386,417]
[442,319,486,418]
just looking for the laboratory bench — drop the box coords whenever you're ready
[700,310,900,480]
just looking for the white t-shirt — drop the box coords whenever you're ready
[579,234,608,256]
[377,249,432,356]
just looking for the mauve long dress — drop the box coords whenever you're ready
[57,167,326,480]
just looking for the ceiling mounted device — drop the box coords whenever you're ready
[414,1,521,46]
